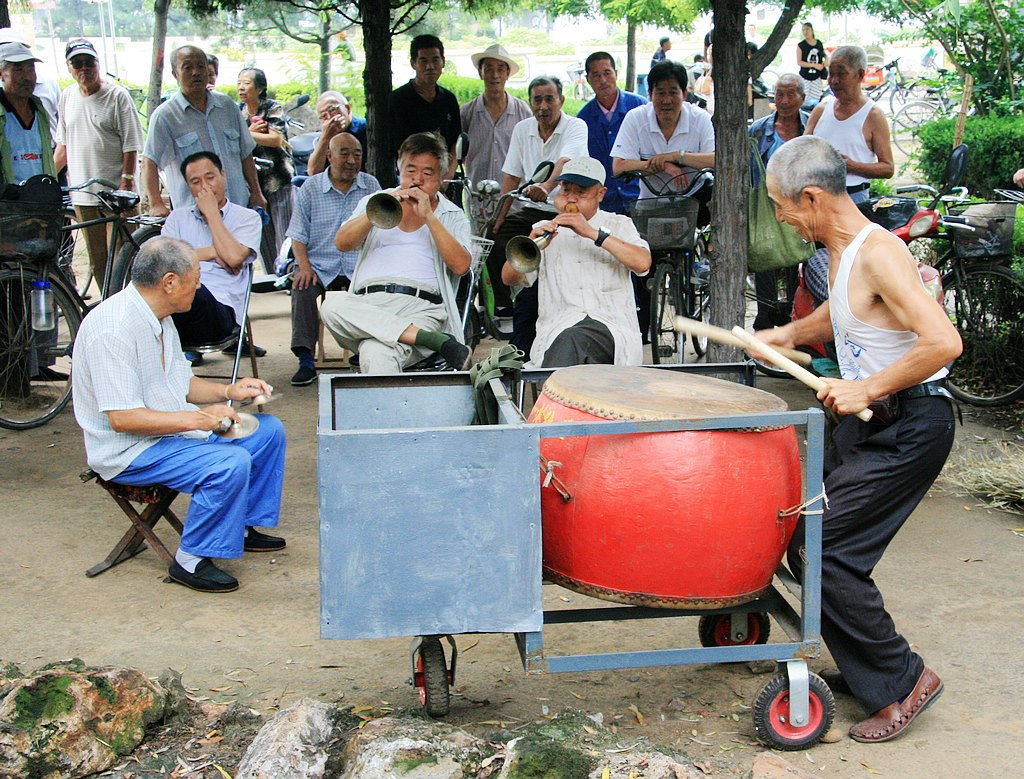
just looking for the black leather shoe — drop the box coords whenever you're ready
[440,338,472,370]
[290,364,317,386]
[168,559,238,593]
[226,342,267,358]
[819,667,852,696]
[244,527,286,552]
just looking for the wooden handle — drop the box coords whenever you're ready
[730,326,873,422]
[674,316,813,367]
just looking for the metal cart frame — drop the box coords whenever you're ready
[318,364,831,749]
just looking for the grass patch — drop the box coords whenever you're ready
[945,440,1024,514]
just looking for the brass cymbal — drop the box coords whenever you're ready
[214,412,260,439]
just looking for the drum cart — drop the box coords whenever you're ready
[318,364,834,750]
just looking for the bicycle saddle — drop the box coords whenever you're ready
[96,189,141,213]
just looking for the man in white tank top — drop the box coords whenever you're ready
[321,132,473,373]
[806,46,894,204]
[756,136,961,744]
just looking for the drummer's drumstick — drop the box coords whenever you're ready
[673,316,812,367]
[730,326,873,422]
[197,409,234,432]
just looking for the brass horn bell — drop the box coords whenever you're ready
[506,232,553,274]
[365,192,403,229]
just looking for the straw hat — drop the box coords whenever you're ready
[471,44,519,77]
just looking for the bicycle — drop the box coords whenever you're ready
[566,63,594,102]
[0,176,163,430]
[863,58,931,114]
[890,69,971,155]
[625,168,714,364]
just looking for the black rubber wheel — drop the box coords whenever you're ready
[416,637,450,718]
[942,265,1024,406]
[689,240,710,357]
[108,224,164,297]
[0,269,82,430]
[753,672,835,750]
[649,263,683,364]
[698,612,771,647]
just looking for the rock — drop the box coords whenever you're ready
[748,751,817,779]
[338,714,494,779]
[157,668,189,723]
[0,659,165,778]
[746,661,777,675]
[591,751,704,779]
[236,698,333,779]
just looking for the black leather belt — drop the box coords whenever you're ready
[896,379,953,400]
[355,284,442,305]
[846,182,870,194]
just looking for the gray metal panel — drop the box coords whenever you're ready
[328,373,476,431]
[319,425,543,639]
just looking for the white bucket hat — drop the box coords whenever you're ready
[470,44,519,78]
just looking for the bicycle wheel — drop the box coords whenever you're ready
[108,224,163,296]
[942,265,1024,405]
[0,268,82,429]
[649,263,683,364]
[892,100,940,156]
[689,241,710,357]
[888,80,930,113]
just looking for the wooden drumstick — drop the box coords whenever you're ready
[730,326,873,422]
[673,316,812,367]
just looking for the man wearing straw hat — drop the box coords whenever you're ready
[756,135,960,744]
[460,43,530,227]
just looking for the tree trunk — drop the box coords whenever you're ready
[625,21,637,93]
[148,0,172,120]
[318,14,331,94]
[360,0,395,186]
[707,0,749,363]
[0,1,11,30]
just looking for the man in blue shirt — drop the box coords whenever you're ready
[142,45,266,216]
[286,132,380,386]
[306,91,369,176]
[576,52,646,217]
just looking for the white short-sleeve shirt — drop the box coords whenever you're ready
[611,102,715,198]
[502,112,589,212]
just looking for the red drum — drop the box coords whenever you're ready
[528,366,802,609]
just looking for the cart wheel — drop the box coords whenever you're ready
[414,637,451,717]
[753,672,834,750]
[697,612,771,647]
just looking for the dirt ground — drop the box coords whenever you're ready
[3,290,1024,777]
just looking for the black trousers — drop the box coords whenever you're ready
[541,316,615,368]
[510,284,538,357]
[753,265,800,329]
[788,395,955,714]
[172,285,236,347]
[488,206,553,310]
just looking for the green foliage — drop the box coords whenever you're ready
[916,114,1024,198]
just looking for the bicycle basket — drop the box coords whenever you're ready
[0,175,64,262]
[470,236,494,270]
[631,194,699,251]
[949,201,1017,260]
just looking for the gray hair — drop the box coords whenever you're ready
[774,73,805,96]
[830,45,866,73]
[132,237,196,287]
[397,131,449,178]
[528,75,563,99]
[765,136,847,199]
[317,89,349,107]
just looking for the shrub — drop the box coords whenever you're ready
[916,114,1024,198]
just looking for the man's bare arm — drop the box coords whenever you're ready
[845,107,894,180]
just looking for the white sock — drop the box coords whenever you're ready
[174,548,204,573]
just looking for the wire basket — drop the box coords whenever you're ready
[631,194,699,252]
[470,236,494,270]
[949,201,1017,260]
[0,202,63,263]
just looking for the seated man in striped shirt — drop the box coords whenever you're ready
[72,237,286,594]
[320,132,473,373]
[161,150,264,364]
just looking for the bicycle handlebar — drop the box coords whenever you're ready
[65,177,118,192]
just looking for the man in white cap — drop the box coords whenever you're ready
[459,43,530,216]
[501,156,650,367]
[54,38,144,286]
[0,39,56,184]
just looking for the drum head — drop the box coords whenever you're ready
[541,365,787,420]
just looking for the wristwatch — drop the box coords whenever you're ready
[594,228,610,247]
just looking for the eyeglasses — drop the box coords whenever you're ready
[69,57,97,70]
[318,104,343,120]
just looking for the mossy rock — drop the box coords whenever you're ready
[506,731,595,779]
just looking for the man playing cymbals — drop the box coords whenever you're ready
[501,156,651,367]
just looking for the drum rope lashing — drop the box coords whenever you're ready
[778,490,829,518]
[539,455,573,502]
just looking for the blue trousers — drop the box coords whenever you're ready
[112,414,286,559]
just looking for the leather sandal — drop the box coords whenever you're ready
[849,667,943,743]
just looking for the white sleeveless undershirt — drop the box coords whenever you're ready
[814,97,875,187]
[829,223,947,383]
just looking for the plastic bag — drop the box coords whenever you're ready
[747,140,814,273]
